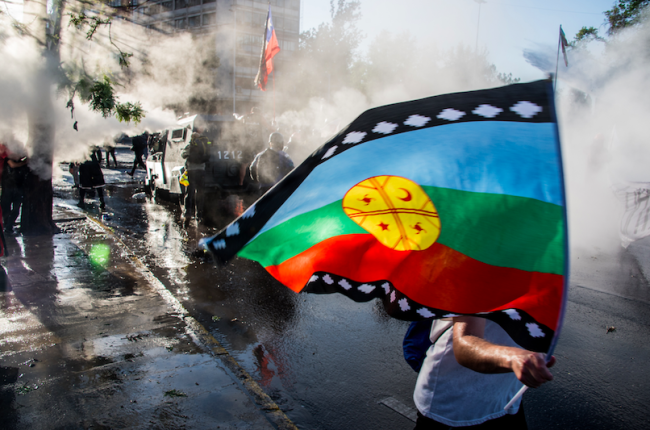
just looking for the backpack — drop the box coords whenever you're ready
[403,319,434,373]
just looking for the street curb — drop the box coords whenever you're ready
[84,214,298,430]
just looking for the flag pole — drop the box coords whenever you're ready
[273,70,276,125]
[554,26,561,90]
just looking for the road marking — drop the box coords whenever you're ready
[379,396,418,422]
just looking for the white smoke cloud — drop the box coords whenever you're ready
[0,4,218,177]
[525,21,650,251]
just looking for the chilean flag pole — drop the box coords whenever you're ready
[255,5,281,91]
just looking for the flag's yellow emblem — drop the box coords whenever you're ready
[342,176,441,251]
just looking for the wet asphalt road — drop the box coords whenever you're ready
[0,217,282,430]
[52,167,650,430]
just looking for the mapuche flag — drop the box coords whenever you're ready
[202,80,568,354]
[254,6,281,91]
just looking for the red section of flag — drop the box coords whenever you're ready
[265,234,563,331]
[255,6,281,91]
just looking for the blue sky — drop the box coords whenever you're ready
[301,0,616,81]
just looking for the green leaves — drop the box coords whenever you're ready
[118,51,133,68]
[574,27,604,45]
[78,75,145,124]
[67,9,146,124]
[89,75,116,118]
[68,12,111,40]
[604,0,650,35]
[115,102,144,125]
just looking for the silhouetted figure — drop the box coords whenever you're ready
[91,145,103,166]
[78,153,106,211]
[128,132,149,176]
[1,148,28,234]
[180,128,210,227]
[250,132,294,195]
[103,138,118,168]
[69,162,80,188]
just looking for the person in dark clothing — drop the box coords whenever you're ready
[91,145,103,166]
[128,132,149,176]
[69,162,80,188]
[250,132,294,195]
[103,138,118,168]
[78,153,106,210]
[1,151,28,233]
[180,128,210,227]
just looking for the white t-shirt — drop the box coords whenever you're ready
[413,319,524,427]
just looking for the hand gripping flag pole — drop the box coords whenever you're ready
[506,79,569,410]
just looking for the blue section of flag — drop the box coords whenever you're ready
[266,9,275,42]
[251,121,561,240]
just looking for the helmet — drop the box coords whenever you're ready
[269,132,284,148]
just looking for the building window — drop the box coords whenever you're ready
[285,18,298,33]
[203,12,216,26]
[188,0,201,7]
[236,10,253,25]
[273,15,283,30]
[254,11,266,28]
[281,39,296,51]
[287,0,299,10]
[162,1,173,11]
[236,76,255,90]
[175,0,187,10]
[188,15,201,28]
[203,0,216,3]
[175,18,186,29]
[238,33,263,54]
[236,10,252,26]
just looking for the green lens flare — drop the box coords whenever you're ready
[89,243,111,267]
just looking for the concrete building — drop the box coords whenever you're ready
[123,0,300,115]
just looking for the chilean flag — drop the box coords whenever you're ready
[255,6,281,91]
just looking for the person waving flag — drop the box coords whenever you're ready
[254,5,281,91]
[203,80,569,356]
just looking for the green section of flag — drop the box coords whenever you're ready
[239,186,565,275]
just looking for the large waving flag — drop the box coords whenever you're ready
[254,6,281,91]
[203,80,568,354]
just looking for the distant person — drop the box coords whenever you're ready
[91,145,103,166]
[250,132,294,195]
[69,162,80,188]
[180,127,210,227]
[103,138,118,168]
[78,152,106,211]
[128,131,149,177]
[0,144,8,267]
[1,146,28,234]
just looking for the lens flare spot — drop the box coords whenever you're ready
[89,243,111,267]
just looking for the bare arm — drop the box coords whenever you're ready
[452,316,555,388]
[7,158,27,168]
